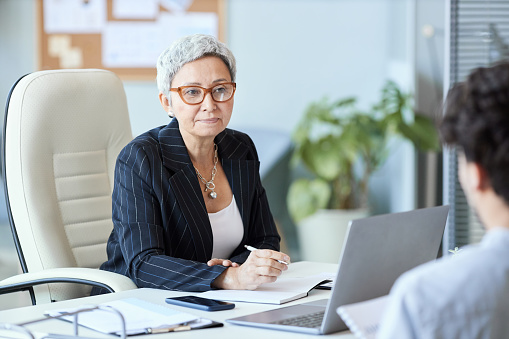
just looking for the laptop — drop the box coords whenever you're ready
[227,205,449,335]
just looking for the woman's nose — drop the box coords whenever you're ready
[201,92,216,111]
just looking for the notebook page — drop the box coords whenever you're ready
[200,274,329,304]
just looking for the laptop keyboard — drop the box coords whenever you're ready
[270,310,325,328]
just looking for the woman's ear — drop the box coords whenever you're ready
[159,92,175,118]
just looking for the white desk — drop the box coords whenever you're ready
[0,262,355,338]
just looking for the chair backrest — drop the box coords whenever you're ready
[3,69,133,302]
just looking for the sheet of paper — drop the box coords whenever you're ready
[43,0,106,34]
[159,12,218,42]
[113,0,159,19]
[102,21,164,67]
[102,12,218,68]
[337,295,389,339]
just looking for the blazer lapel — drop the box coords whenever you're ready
[159,120,213,261]
[168,167,213,261]
[216,131,260,236]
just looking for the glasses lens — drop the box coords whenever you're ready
[212,83,234,102]
[181,87,204,104]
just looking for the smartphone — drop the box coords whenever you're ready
[165,295,235,311]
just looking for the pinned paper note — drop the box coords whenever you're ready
[113,0,159,19]
[43,0,106,34]
[102,22,164,67]
[102,11,218,68]
[160,0,193,13]
[159,12,218,41]
[48,35,83,68]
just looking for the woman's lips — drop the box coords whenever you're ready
[199,118,219,123]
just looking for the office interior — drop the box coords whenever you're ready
[0,0,471,312]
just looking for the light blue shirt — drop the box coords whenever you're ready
[377,227,509,339]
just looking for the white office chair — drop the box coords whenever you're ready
[0,69,137,304]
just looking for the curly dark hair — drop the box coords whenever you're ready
[440,62,509,204]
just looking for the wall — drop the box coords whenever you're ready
[227,0,391,133]
[0,0,36,118]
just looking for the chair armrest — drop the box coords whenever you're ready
[0,268,137,295]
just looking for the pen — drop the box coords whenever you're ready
[244,245,289,265]
[146,324,192,334]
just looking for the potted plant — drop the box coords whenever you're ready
[287,81,440,262]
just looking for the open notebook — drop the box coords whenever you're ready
[200,274,331,304]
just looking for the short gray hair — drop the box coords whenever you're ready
[156,34,236,101]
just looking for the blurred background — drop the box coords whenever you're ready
[1,0,507,310]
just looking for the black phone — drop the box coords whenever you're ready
[165,295,235,311]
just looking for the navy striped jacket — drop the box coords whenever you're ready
[95,119,281,292]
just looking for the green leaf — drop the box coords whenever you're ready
[300,135,345,180]
[287,178,331,222]
[397,115,440,151]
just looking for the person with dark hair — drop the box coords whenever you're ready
[377,62,509,338]
[94,34,289,293]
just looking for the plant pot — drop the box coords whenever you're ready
[297,208,369,263]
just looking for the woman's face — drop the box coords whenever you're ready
[161,56,234,143]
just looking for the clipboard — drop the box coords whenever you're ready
[44,298,223,336]
[0,298,222,338]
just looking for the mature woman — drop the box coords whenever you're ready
[95,34,289,292]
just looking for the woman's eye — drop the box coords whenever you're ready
[184,88,201,96]
[213,86,227,94]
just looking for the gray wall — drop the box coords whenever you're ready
[1,0,36,108]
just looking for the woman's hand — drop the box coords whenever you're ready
[207,258,240,267]
[211,249,291,290]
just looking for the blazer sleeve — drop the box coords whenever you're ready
[229,133,281,264]
[111,142,227,292]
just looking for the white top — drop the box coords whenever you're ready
[208,195,244,259]
[377,227,509,339]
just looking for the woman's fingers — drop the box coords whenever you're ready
[254,249,291,264]
[207,258,221,266]
[248,249,291,272]
[210,250,291,289]
[207,258,238,267]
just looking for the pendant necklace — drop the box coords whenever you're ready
[194,143,218,199]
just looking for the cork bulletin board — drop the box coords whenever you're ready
[37,0,226,80]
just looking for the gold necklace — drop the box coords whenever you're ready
[194,144,218,199]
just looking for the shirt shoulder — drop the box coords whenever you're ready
[382,239,509,338]
[116,126,165,164]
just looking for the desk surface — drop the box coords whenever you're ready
[0,262,355,338]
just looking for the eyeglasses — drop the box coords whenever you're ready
[170,82,236,105]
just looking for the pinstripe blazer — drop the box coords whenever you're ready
[95,118,280,293]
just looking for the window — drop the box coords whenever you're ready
[444,0,509,250]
